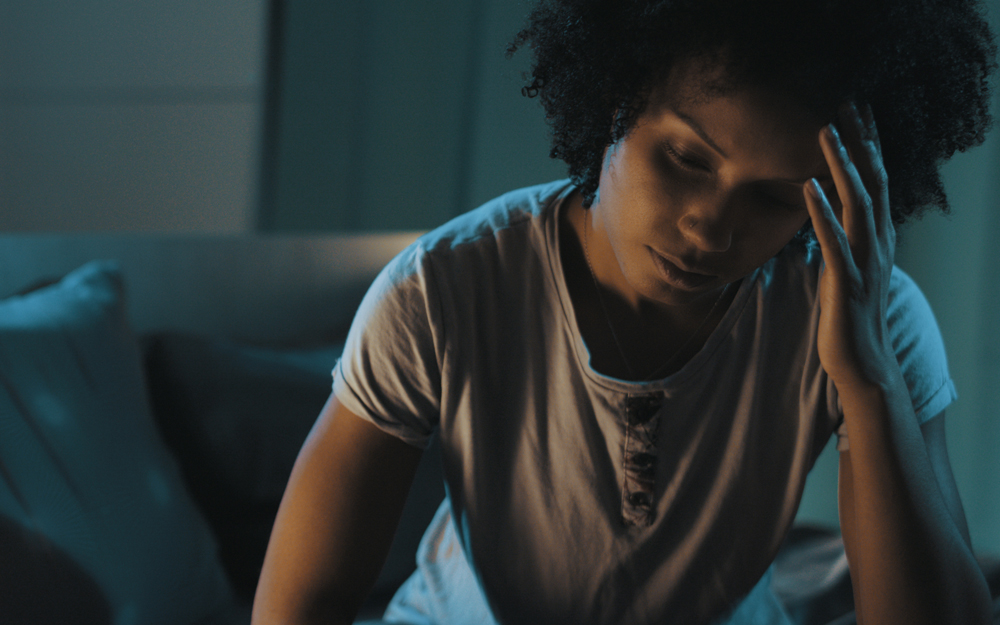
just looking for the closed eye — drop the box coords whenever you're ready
[662,142,710,172]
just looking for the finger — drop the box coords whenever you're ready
[840,102,891,236]
[804,177,852,275]
[819,122,875,255]
[857,102,892,235]
[859,103,882,153]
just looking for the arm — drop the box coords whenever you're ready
[838,405,988,624]
[806,102,991,624]
[252,393,424,625]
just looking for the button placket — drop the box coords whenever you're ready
[621,394,663,527]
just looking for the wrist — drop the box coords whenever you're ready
[824,327,898,388]
[829,352,907,412]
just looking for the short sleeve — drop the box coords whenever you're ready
[835,266,957,451]
[332,241,444,449]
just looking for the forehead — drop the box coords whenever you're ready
[643,56,830,177]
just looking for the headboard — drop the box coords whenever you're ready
[0,232,421,345]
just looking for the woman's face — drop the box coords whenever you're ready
[589,59,837,310]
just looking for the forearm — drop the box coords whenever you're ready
[838,370,990,624]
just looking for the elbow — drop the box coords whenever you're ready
[942,551,994,625]
[961,574,994,625]
[929,556,993,625]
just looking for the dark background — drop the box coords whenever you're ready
[0,0,997,554]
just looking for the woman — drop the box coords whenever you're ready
[253,1,997,623]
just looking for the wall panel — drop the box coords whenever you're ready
[0,0,267,232]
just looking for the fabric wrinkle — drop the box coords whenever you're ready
[334,180,957,625]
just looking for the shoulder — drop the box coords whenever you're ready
[416,179,573,257]
[884,267,955,419]
[886,265,938,333]
[376,179,573,290]
[334,180,574,445]
[357,179,574,315]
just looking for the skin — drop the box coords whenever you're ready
[563,58,835,379]
[253,57,992,624]
[253,396,422,625]
[808,104,991,623]
[565,57,992,622]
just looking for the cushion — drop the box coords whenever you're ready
[0,514,112,624]
[142,332,446,613]
[0,261,243,625]
[142,332,344,600]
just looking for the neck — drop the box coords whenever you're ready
[562,192,737,380]
[577,193,731,330]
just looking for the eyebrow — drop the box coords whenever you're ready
[674,111,729,158]
[674,109,833,185]
[673,108,835,185]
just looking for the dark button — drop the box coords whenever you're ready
[631,452,656,470]
[625,395,663,425]
[627,491,652,508]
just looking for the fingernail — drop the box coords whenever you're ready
[861,102,875,126]
[825,124,841,143]
[807,178,824,198]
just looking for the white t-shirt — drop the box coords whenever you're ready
[333,180,956,624]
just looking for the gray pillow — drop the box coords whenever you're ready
[0,260,242,625]
[142,331,446,614]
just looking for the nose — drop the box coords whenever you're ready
[678,198,733,253]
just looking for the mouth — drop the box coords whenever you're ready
[648,248,717,290]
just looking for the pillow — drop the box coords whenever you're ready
[0,513,112,624]
[142,332,446,611]
[142,332,343,600]
[0,261,243,625]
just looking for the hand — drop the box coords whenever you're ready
[803,101,898,390]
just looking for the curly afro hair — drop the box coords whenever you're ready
[509,0,997,226]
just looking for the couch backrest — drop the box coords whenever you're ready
[0,232,421,345]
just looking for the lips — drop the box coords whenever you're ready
[649,248,716,290]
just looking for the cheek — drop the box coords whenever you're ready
[603,178,679,238]
[761,216,810,258]
[734,208,810,261]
